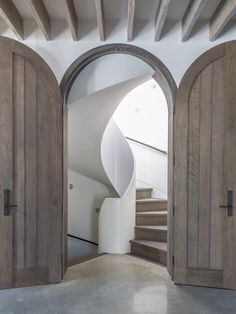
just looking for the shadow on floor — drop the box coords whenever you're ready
[67,236,98,266]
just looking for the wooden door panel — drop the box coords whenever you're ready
[174,42,236,289]
[210,57,224,271]
[0,45,13,290]
[224,42,236,288]
[0,38,63,289]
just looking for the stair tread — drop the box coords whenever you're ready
[135,225,167,231]
[136,211,167,216]
[136,188,153,192]
[130,239,167,251]
[136,198,167,204]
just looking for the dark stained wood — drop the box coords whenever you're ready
[127,0,135,42]
[0,37,63,289]
[0,0,24,39]
[182,0,207,41]
[175,41,236,289]
[28,0,51,40]
[154,0,170,41]
[210,0,236,41]
[63,0,78,41]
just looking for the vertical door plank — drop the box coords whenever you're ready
[0,45,13,289]
[174,78,189,281]
[187,76,200,268]
[37,76,49,273]
[25,60,37,269]
[37,75,62,283]
[13,54,25,272]
[210,57,224,270]
[198,64,212,269]
[223,42,236,289]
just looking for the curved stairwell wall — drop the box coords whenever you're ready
[68,74,152,253]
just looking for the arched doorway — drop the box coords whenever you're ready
[60,44,176,276]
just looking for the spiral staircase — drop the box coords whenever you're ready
[68,74,152,254]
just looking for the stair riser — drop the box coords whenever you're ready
[136,215,167,226]
[135,229,167,242]
[131,244,167,265]
[136,190,152,200]
[136,202,167,212]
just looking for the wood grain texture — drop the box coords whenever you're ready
[154,0,170,41]
[127,0,135,42]
[0,0,24,39]
[0,41,13,290]
[95,0,105,41]
[198,64,212,269]
[63,0,78,41]
[0,37,63,289]
[223,41,236,289]
[210,0,236,41]
[174,42,228,288]
[182,0,207,41]
[28,0,51,40]
[13,54,25,273]
[187,75,200,269]
[210,57,224,270]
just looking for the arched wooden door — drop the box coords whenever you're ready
[174,41,236,289]
[0,37,63,289]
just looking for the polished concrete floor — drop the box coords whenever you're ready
[0,254,236,314]
[67,236,98,266]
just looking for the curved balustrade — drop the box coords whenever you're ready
[68,74,152,253]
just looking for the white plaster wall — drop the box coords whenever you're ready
[1,19,235,87]
[68,169,112,243]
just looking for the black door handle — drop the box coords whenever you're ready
[4,189,17,216]
[219,190,233,217]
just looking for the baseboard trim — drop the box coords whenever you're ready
[68,234,98,246]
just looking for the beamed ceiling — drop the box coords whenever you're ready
[0,0,235,42]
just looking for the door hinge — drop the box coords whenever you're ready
[173,155,175,166]
[173,205,175,216]
[172,255,175,266]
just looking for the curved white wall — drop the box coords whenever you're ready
[98,172,136,254]
[113,79,168,198]
[68,75,151,253]
[68,74,152,191]
[102,119,134,197]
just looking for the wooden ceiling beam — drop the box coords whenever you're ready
[0,0,24,40]
[182,0,207,41]
[28,0,51,40]
[95,0,105,41]
[63,0,78,41]
[127,0,135,41]
[210,0,236,41]
[154,0,170,41]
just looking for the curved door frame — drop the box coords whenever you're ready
[61,43,176,276]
